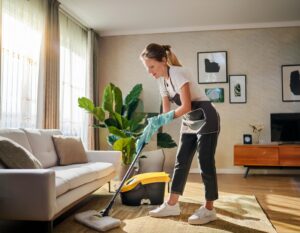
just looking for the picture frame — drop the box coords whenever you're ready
[281,65,300,102]
[197,51,228,84]
[229,75,247,103]
[205,88,224,103]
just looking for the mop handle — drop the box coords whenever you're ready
[100,142,146,217]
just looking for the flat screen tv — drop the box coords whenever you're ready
[271,113,300,143]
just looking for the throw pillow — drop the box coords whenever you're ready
[52,135,88,165]
[0,136,43,169]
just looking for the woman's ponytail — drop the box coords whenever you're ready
[162,45,182,67]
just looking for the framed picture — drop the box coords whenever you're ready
[229,75,247,103]
[197,51,227,84]
[282,65,300,102]
[205,88,224,103]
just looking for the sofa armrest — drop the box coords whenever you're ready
[86,150,122,169]
[0,169,56,221]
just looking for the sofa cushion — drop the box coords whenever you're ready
[0,128,33,153]
[52,135,88,165]
[22,129,62,168]
[51,162,114,197]
[0,136,43,169]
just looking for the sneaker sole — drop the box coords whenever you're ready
[149,211,181,218]
[188,215,217,225]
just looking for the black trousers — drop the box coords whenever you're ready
[170,132,219,201]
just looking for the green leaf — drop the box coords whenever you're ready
[112,86,123,114]
[93,123,106,128]
[104,118,118,128]
[125,84,142,105]
[112,112,124,129]
[126,99,139,119]
[102,83,114,112]
[131,123,146,133]
[93,107,105,121]
[157,132,177,148]
[113,137,135,165]
[108,126,127,138]
[131,112,147,124]
[78,97,94,112]
[107,134,118,146]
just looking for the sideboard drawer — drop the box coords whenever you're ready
[234,146,279,166]
[279,146,300,166]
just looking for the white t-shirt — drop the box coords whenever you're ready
[156,66,209,101]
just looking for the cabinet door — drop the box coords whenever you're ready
[234,146,279,166]
[279,146,300,166]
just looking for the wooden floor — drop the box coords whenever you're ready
[0,174,299,233]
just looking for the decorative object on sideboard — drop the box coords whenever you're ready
[281,64,300,102]
[249,123,264,144]
[243,134,252,144]
[229,75,247,103]
[197,51,228,84]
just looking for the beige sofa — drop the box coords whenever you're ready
[0,128,121,232]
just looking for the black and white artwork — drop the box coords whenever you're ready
[229,75,247,103]
[197,51,227,84]
[282,65,300,102]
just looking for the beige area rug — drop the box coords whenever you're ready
[54,194,277,233]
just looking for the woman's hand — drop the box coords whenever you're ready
[135,110,175,151]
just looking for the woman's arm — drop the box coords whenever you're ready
[162,96,170,113]
[174,82,191,118]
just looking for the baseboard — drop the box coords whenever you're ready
[189,168,300,174]
[190,168,244,174]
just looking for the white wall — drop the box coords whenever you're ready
[98,27,300,174]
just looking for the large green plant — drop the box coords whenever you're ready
[78,83,176,165]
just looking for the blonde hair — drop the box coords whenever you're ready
[140,43,182,67]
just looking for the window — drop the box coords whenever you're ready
[59,11,88,145]
[0,0,44,128]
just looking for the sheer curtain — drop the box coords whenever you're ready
[0,0,45,128]
[59,11,88,146]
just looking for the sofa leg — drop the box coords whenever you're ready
[108,181,113,193]
[45,220,53,233]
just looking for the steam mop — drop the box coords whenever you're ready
[75,142,146,232]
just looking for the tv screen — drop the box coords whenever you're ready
[271,113,300,143]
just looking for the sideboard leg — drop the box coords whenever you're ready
[244,167,250,178]
[45,220,53,233]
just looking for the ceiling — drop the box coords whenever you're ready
[59,0,300,36]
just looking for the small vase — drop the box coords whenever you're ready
[253,132,261,144]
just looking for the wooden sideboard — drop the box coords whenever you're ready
[234,144,300,177]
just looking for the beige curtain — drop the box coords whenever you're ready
[87,30,95,150]
[87,30,100,150]
[93,33,101,150]
[43,0,60,129]
[0,0,2,118]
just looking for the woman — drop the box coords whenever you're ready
[139,43,220,225]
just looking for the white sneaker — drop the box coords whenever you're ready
[149,202,181,217]
[188,206,217,225]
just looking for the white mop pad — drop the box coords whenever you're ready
[74,210,121,231]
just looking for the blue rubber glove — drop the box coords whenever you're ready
[136,110,175,152]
